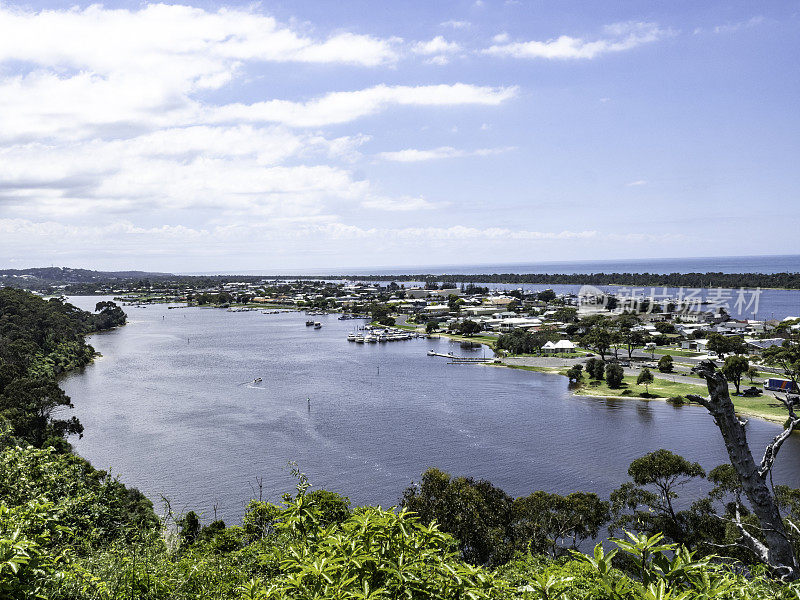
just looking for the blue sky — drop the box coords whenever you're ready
[0,0,797,272]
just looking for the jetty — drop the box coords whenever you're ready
[427,351,494,363]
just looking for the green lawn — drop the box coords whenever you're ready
[501,362,790,424]
[650,347,704,358]
[439,333,498,346]
[572,374,707,399]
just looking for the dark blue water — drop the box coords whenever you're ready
[63,297,800,525]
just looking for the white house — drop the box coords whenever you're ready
[542,340,577,353]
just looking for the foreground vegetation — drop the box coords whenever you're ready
[3,288,800,598]
[4,446,800,599]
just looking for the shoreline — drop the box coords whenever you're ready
[491,363,791,427]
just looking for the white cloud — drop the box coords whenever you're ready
[318,224,598,241]
[361,196,446,211]
[482,22,669,59]
[207,84,517,128]
[378,146,513,162]
[492,32,510,43]
[712,16,765,34]
[0,126,374,218]
[425,55,451,66]
[412,36,461,55]
[441,20,471,29]
[0,4,399,72]
[0,3,527,268]
[627,179,647,186]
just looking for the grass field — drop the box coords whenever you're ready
[501,366,789,423]
[650,347,704,358]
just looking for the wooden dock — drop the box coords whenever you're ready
[427,352,494,363]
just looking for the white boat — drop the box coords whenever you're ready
[314,322,322,329]
[427,350,436,356]
[365,335,378,343]
[355,335,365,343]
[347,333,356,342]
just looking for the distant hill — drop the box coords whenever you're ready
[0,267,172,289]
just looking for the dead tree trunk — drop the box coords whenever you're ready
[687,360,798,580]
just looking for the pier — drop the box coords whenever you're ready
[427,351,495,364]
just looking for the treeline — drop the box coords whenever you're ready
[4,266,800,293]
[325,271,800,289]
[0,287,126,448]
[3,446,799,599]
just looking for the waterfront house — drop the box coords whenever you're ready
[542,340,577,353]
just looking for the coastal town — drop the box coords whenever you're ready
[75,276,796,417]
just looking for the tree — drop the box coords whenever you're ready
[616,314,643,360]
[585,358,605,380]
[763,340,800,389]
[688,361,800,579]
[496,329,558,355]
[611,450,706,546]
[637,368,654,395]
[654,322,676,335]
[605,362,624,388]
[512,491,609,557]
[552,307,578,323]
[306,489,352,526]
[93,301,127,329]
[178,510,201,548]
[658,355,674,373]
[582,326,612,360]
[425,320,439,334]
[722,355,749,394]
[746,365,760,384]
[401,467,514,566]
[537,289,556,304]
[458,320,481,337]
[706,334,746,359]
[566,364,583,383]
[0,377,83,447]
[448,294,463,313]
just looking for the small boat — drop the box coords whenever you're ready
[347,333,356,341]
[253,377,262,384]
[314,322,322,329]
[306,320,314,326]
[365,335,377,343]
[427,350,436,356]
[355,335,365,343]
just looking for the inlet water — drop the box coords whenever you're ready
[63,297,800,524]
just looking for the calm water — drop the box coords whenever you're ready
[63,297,800,525]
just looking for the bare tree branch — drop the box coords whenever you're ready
[690,360,798,578]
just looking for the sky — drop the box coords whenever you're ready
[0,0,798,272]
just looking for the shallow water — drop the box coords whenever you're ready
[63,297,800,524]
